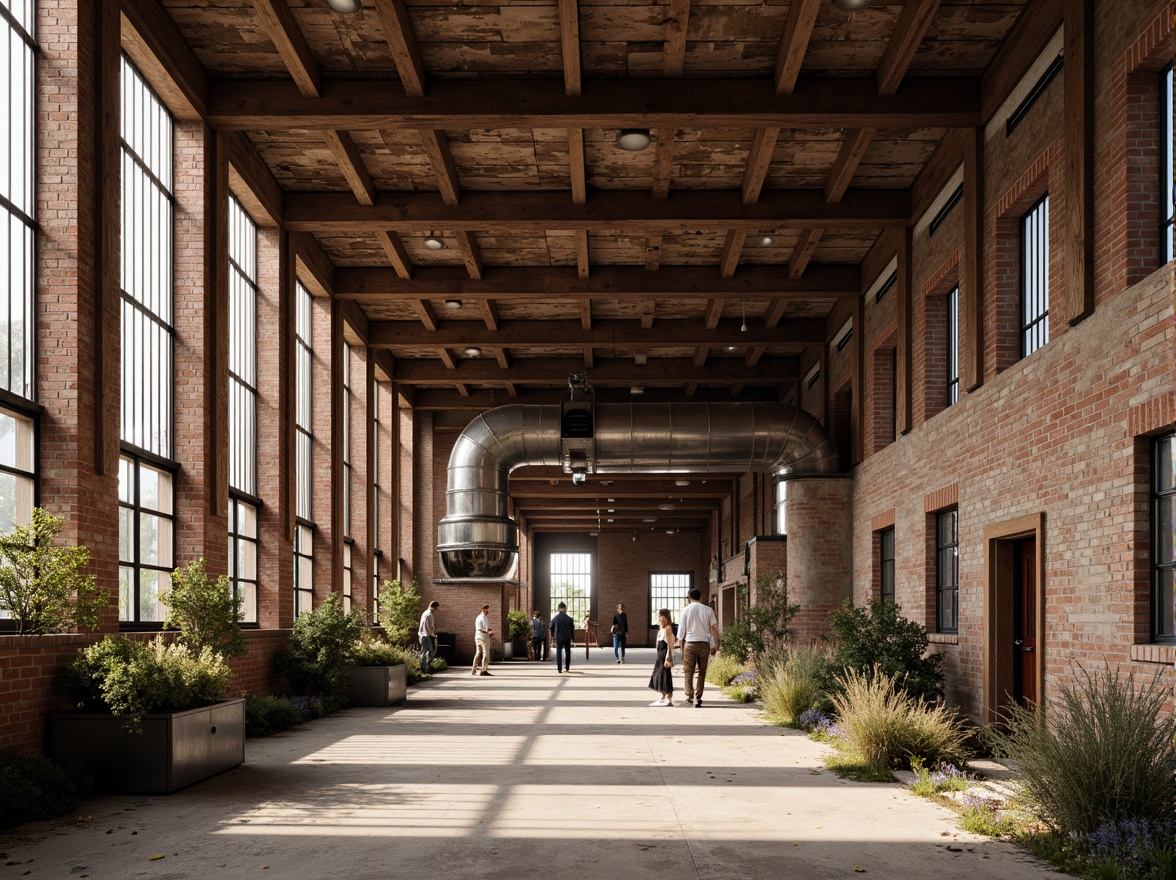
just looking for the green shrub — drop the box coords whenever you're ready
[507,610,531,642]
[958,792,1018,837]
[0,508,101,635]
[244,694,302,738]
[279,593,364,701]
[162,558,248,660]
[705,653,746,687]
[830,667,969,772]
[430,657,448,673]
[824,599,944,703]
[66,635,233,730]
[986,664,1176,835]
[908,758,969,797]
[0,752,92,831]
[760,644,829,727]
[718,619,756,664]
[351,638,411,667]
[721,684,756,703]
[376,579,421,647]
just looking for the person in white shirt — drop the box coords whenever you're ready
[674,588,719,707]
[418,600,439,675]
[472,604,493,676]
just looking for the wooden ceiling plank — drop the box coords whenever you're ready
[368,316,826,348]
[788,228,823,279]
[773,0,823,96]
[651,129,675,199]
[374,0,427,97]
[825,128,876,204]
[337,264,860,300]
[391,356,801,385]
[412,299,439,331]
[558,0,582,96]
[419,129,462,206]
[324,130,376,206]
[479,299,500,331]
[283,188,910,233]
[375,230,414,280]
[251,0,321,99]
[742,127,780,204]
[719,230,747,279]
[877,0,944,96]
[568,128,587,204]
[455,231,485,281]
[763,298,787,329]
[208,77,982,131]
[663,0,691,77]
[640,300,655,329]
[576,230,590,279]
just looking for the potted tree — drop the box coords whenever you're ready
[504,610,531,660]
[52,559,248,794]
[279,592,364,710]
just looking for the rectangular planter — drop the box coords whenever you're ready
[347,664,407,707]
[51,698,245,794]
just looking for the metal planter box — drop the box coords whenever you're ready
[50,698,245,794]
[348,664,407,706]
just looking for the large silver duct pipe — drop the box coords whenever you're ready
[436,400,838,580]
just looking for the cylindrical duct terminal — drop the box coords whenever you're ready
[437,401,838,579]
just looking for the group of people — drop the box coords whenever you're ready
[420,590,720,707]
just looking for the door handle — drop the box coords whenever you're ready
[1014,639,1023,646]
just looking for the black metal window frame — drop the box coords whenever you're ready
[1152,432,1175,644]
[648,571,692,628]
[1006,52,1064,136]
[341,537,353,614]
[342,340,352,540]
[928,183,963,238]
[935,508,959,633]
[774,479,787,536]
[874,271,896,304]
[227,495,258,626]
[0,400,38,627]
[118,450,176,627]
[550,551,592,625]
[1163,64,1173,265]
[879,526,895,605]
[946,285,959,405]
[294,518,314,617]
[371,375,383,618]
[1020,194,1050,358]
[0,1,37,403]
[294,281,314,615]
[228,195,258,498]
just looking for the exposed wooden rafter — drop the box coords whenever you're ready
[324,130,375,206]
[419,129,462,206]
[393,356,800,385]
[454,231,485,280]
[251,0,321,98]
[374,0,427,97]
[375,231,414,280]
[663,0,691,77]
[558,0,582,95]
[773,0,823,96]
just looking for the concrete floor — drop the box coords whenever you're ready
[1,648,1066,880]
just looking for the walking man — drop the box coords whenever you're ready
[676,589,719,707]
[418,600,440,675]
[530,611,546,661]
[472,604,493,676]
[549,602,575,673]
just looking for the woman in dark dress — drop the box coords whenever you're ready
[648,608,675,706]
[612,603,629,664]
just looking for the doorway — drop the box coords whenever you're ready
[983,513,1044,725]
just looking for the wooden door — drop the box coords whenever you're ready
[1012,538,1037,708]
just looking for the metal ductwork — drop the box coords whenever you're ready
[436,380,839,580]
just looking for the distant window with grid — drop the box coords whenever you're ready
[946,285,959,405]
[1020,195,1050,357]
[227,499,257,624]
[774,480,787,536]
[0,0,36,402]
[0,407,35,621]
[550,552,591,625]
[371,377,383,617]
[935,509,959,633]
[879,527,895,605]
[1153,432,1175,643]
[341,541,352,615]
[1164,65,1174,264]
[118,457,174,624]
[649,572,692,628]
[342,341,352,540]
[294,281,314,615]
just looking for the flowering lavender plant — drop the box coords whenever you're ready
[798,709,827,730]
[730,669,758,687]
[1085,817,1176,876]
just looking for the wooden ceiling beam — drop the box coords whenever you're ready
[583,346,594,368]
[640,300,655,329]
[763,298,788,329]
[825,128,876,204]
[375,231,414,280]
[419,129,462,206]
[719,230,747,278]
[513,500,720,513]
[692,348,709,368]
[741,127,780,204]
[291,232,334,297]
[121,1,207,121]
[284,189,910,233]
[411,299,439,331]
[980,0,1063,124]
[251,0,321,98]
[651,129,674,199]
[208,77,981,130]
[479,299,500,331]
[393,355,800,384]
[703,299,724,330]
[568,129,587,204]
[788,228,823,279]
[877,0,944,96]
[492,347,512,370]
[773,0,823,96]
[644,233,664,271]
[437,348,457,369]
[410,386,778,410]
[324,130,375,206]
[455,231,485,280]
[558,0,582,96]
[368,317,825,348]
[335,264,860,300]
[745,346,765,367]
[580,299,592,331]
[663,0,691,77]
[576,230,590,279]
[374,0,427,97]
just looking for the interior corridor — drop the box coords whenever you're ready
[4,652,1061,879]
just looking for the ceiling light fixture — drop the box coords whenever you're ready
[741,299,748,333]
[423,233,445,250]
[444,298,463,310]
[616,128,652,152]
[674,480,690,487]
[758,235,775,247]
[630,386,644,395]
[726,345,739,353]
[658,503,675,510]
[326,0,362,13]
[642,517,656,523]
[463,346,482,358]
[830,0,873,11]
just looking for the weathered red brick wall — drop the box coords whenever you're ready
[785,479,854,642]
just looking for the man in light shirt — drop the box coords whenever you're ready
[418,600,439,675]
[472,604,493,676]
[675,588,719,707]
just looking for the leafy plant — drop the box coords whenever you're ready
[351,637,411,667]
[376,579,421,647]
[986,664,1176,835]
[507,610,531,642]
[908,759,969,797]
[958,792,1018,837]
[162,558,248,660]
[830,667,969,772]
[279,593,364,701]
[745,570,799,660]
[65,635,233,730]
[244,694,303,738]
[824,599,944,703]
[760,643,830,726]
[0,751,92,831]
[718,619,756,664]
[1084,817,1176,879]
[705,653,747,687]
[0,508,101,634]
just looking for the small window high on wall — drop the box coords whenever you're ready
[550,552,591,624]
[1021,195,1050,358]
[1153,432,1175,643]
[946,286,959,405]
[294,281,314,615]
[1163,65,1173,264]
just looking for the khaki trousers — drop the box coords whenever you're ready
[471,639,490,673]
[682,641,711,701]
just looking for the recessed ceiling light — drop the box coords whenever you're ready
[630,386,644,395]
[326,0,361,12]
[674,480,689,486]
[658,503,675,510]
[616,128,652,152]
[831,0,873,11]
[757,235,775,247]
[423,235,445,250]
[642,517,656,523]
[607,508,615,513]
[607,498,615,503]
[444,298,462,310]
[463,346,482,357]
[726,345,739,352]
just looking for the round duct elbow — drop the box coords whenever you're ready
[436,512,520,579]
